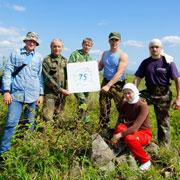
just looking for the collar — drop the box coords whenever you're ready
[21,46,35,55]
[50,54,62,62]
[78,49,89,57]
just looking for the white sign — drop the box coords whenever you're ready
[67,61,100,93]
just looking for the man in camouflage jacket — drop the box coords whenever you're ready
[42,39,70,121]
[68,38,93,122]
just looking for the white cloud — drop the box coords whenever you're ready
[0,26,25,57]
[9,35,25,43]
[161,36,180,46]
[90,49,103,55]
[1,2,26,12]
[0,40,11,47]
[0,26,20,36]
[0,40,23,49]
[122,40,144,47]
[12,5,26,12]
[97,20,108,26]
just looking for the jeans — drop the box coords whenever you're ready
[0,100,37,155]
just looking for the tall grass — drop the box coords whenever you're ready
[0,74,180,179]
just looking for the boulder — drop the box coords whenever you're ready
[91,133,115,171]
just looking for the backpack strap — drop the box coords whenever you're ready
[12,53,33,77]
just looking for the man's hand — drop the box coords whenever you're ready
[3,92,12,105]
[173,77,180,110]
[110,133,122,147]
[60,89,70,96]
[172,97,180,110]
[36,95,44,106]
[96,59,100,64]
[101,85,111,93]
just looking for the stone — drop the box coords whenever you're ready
[99,161,114,172]
[91,133,115,171]
[70,158,81,178]
[145,142,159,155]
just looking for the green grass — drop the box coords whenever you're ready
[0,74,180,179]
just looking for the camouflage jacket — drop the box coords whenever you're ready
[43,54,67,96]
[69,49,92,63]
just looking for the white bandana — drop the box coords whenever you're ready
[123,83,140,104]
[149,38,173,64]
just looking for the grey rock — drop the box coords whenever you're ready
[116,154,138,169]
[145,142,159,155]
[99,161,115,172]
[91,133,115,171]
[70,158,81,178]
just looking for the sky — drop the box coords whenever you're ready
[0,0,180,73]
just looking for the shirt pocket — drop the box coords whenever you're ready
[31,63,40,77]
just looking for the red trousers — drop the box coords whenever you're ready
[114,124,152,163]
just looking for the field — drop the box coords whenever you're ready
[0,74,180,180]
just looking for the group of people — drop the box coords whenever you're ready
[0,31,180,172]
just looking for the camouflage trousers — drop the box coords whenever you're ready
[74,92,89,122]
[140,87,172,146]
[99,78,124,130]
[42,94,65,121]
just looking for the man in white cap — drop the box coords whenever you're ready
[134,38,180,147]
[0,32,44,159]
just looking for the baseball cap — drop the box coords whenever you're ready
[109,32,121,40]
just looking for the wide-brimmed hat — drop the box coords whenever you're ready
[23,32,39,46]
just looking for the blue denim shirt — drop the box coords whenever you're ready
[3,47,44,103]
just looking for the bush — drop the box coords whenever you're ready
[0,74,180,179]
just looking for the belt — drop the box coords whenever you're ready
[104,78,125,86]
[148,86,169,95]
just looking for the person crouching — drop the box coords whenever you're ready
[110,83,152,172]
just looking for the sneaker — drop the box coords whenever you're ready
[140,160,151,172]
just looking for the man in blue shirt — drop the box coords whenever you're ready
[0,32,44,158]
